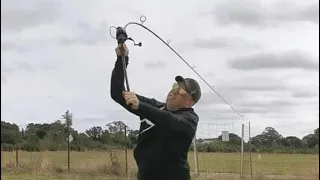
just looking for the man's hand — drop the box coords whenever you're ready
[115,43,129,56]
[123,91,139,110]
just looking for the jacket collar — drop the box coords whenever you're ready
[162,105,194,112]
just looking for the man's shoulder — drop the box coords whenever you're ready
[171,108,199,134]
[177,108,199,123]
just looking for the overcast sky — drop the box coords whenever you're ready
[1,0,319,139]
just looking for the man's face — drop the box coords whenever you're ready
[165,82,194,110]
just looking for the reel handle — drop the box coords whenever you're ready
[116,27,128,44]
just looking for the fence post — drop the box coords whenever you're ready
[67,124,70,171]
[249,121,253,179]
[240,124,244,178]
[193,135,199,174]
[1,146,3,169]
[15,147,19,167]
[124,126,128,176]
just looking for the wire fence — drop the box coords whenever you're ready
[188,122,319,179]
[189,122,253,179]
[1,145,133,176]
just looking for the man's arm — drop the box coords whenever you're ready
[137,102,198,136]
[110,56,165,116]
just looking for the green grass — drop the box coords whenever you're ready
[1,171,130,180]
[197,152,319,175]
[1,150,319,180]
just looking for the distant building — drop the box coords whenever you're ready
[193,138,219,145]
[201,138,219,144]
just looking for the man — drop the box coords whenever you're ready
[110,43,202,180]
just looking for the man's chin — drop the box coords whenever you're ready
[166,103,178,110]
[165,102,172,109]
[165,98,172,105]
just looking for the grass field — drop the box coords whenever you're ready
[1,150,319,180]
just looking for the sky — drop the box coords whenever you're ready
[1,0,319,139]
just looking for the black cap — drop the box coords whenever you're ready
[175,75,201,104]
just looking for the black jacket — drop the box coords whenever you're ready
[110,56,199,180]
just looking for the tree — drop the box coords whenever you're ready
[62,110,73,130]
[302,128,319,149]
[282,136,303,148]
[106,121,126,134]
[261,127,283,148]
[314,128,319,137]
[106,121,127,145]
[127,130,139,147]
[86,126,104,141]
[1,121,21,146]
[302,134,318,148]
[250,134,264,148]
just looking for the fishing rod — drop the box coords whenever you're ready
[109,15,243,118]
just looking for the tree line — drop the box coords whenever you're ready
[1,111,319,154]
[195,127,319,154]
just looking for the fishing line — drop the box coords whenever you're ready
[110,15,243,118]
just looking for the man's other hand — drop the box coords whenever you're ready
[115,43,129,56]
[123,91,139,110]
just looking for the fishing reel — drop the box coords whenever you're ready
[116,27,142,47]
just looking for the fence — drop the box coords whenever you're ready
[190,122,252,179]
[1,124,131,176]
[190,122,319,179]
[1,146,132,176]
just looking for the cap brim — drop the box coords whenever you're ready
[175,75,192,95]
[175,75,185,82]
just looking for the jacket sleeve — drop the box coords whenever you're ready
[110,56,165,117]
[138,102,198,136]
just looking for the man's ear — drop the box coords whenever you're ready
[186,100,195,108]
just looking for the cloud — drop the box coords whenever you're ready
[16,62,35,72]
[0,60,55,85]
[195,72,319,118]
[210,0,319,27]
[261,113,296,119]
[1,76,7,85]
[47,95,56,100]
[57,21,110,46]
[220,77,288,92]
[198,93,295,116]
[1,0,318,139]
[193,36,261,50]
[1,21,110,53]
[292,92,318,98]
[228,50,319,71]
[197,108,243,121]
[1,0,61,32]
[233,99,297,114]
[144,60,167,69]
[291,88,319,98]
[1,42,29,52]
[197,75,289,106]
[299,4,319,24]
[1,67,14,85]
[1,67,14,74]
